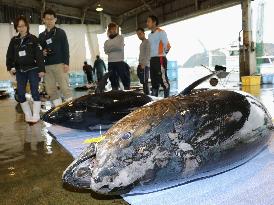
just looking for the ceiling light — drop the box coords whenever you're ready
[96,3,103,12]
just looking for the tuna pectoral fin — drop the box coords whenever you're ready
[109,169,156,195]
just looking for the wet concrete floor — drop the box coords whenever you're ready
[0,98,128,205]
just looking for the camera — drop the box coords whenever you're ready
[46,48,55,56]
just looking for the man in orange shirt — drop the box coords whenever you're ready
[147,15,171,98]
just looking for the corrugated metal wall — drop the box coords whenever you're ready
[0,5,92,24]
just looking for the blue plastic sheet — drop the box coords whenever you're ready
[47,125,104,158]
[47,125,274,205]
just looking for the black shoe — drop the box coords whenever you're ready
[164,88,170,98]
[143,84,150,95]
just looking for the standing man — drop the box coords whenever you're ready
[104,22,130,90]
[93,55,106,82]
[136,27,150,95]
[147,15,171,97]
[83,61,93,84]
[39,9,72,107]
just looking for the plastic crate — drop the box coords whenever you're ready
[241,76,261,86]
[241,85,261,97]
[261,74,274,84]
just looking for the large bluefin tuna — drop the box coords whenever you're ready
[62,74,273,195]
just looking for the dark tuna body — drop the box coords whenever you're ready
[41,90,152,131]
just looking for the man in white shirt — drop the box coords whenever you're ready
[104,22,130,90]
[136,27,150,95]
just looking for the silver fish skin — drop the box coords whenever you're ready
[63,89,273,195]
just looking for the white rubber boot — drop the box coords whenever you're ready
[31,101,41,123]
[52,98,62,107]
[20,101,32,122]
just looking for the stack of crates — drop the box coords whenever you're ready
[241,75,261,97]
[241,76,261,86]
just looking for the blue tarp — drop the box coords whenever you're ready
[47,125,104,158]
[47,125,274,205]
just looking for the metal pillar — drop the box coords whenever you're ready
[240,0,256,79]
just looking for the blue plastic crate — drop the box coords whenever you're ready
[69,72,87,86]
[167,61,178,81]
[0,80,12,89]
[262,74,274,84]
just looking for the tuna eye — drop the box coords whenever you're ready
[121,132,132,140]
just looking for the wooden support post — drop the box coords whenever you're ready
[240,0,256,79]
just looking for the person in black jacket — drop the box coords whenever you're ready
[39,9,72,107]
[93,55,106,82]
[83,61,94,84]
[6,15,45,123]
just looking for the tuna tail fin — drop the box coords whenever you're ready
[179,71,220,96]
[95,72,111,94]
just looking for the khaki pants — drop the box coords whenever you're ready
[44,64,72,101]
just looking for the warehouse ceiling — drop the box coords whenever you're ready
[0,0,242,34]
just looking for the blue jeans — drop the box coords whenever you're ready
[16,69,40,103]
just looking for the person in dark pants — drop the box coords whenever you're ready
[104,22,130,90]
[93,55,106,82]
[147,15,171,98]
[83,61,93,84]
[6,15,45,123]
[136,28,150,95]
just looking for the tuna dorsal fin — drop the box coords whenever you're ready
[179,72,219,96]
[95,72,111,94]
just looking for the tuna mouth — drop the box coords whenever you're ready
[90,179,136,195]
[62,144,97,191]
[62,154,96,191]
[62,155,95,191]
[41,101,72,123]
[41,107,66,124]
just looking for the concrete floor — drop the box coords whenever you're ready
[0,99,128,205]
[0,85,273,205]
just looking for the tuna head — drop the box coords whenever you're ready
[62,143,96,190]
[89,98,179,195]
[41,97,88,124]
